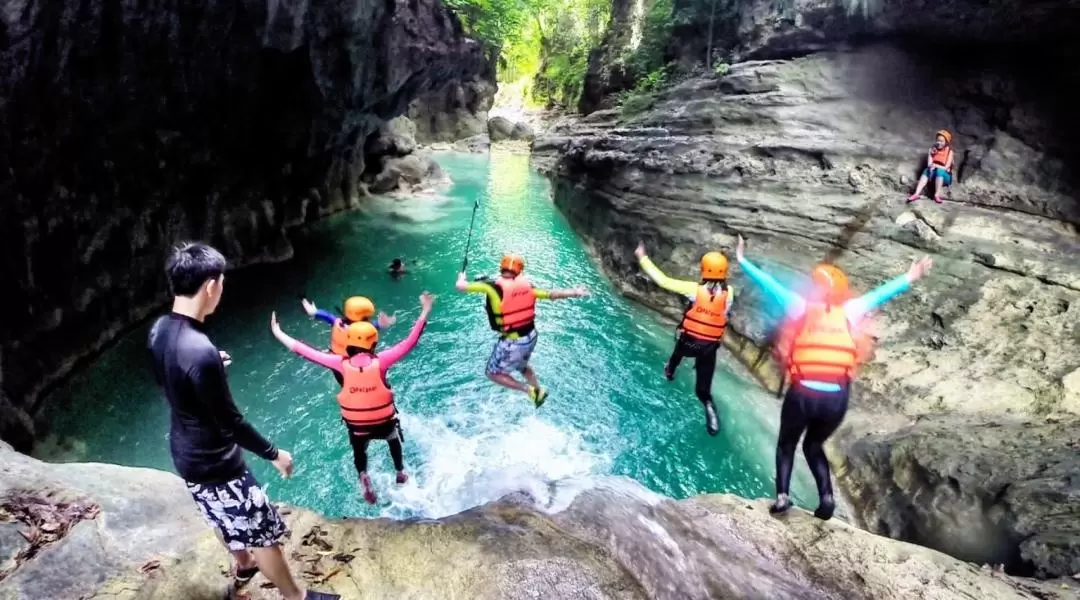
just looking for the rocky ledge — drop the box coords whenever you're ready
[533,43,1080,577]
[0,445,1074,600]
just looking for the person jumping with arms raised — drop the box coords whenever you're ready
[271,293,433,505]
[635,242,735,436]
[299,295,396,386]
[736,235,932,520]
[457,254,588,407]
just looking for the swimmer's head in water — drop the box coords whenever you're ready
[500,254,525,277]
[390,258,403,269]
[344,321,379,353]
[700,251,728,280]
[809,264,850,304]
[343,296,375,322]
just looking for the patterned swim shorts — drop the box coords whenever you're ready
[485,330,539,376]
[186,470,288,551]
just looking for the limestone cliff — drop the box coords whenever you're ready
[0,444,1072,600]
[534,0,1080,578]
[0,0,485,450]
[407,75,498,143]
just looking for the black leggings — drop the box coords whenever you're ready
[666,334,719,405]
[775,382,849,499]
[347,422,405,475]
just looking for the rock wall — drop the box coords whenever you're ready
[407,75,498,143]
[533,20,1080,578]
[0,0,485,450]
[0,444,1071,600]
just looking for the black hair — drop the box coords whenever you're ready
[390,258,403,268]
[166,242,226,297]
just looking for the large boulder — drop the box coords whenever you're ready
[366,153,447,194]
[452,134,492,154]
[510,122,536,142]
[366,116,419,157]
[0,0,486,450]
[487,116,516,142]
[0,441,1063,600]
[408,75,498,143]
[0,443,205,599]
[534,42,1080,577]
[837,415,1080,578]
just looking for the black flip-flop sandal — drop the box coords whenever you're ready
[305,591,342,599]
[234,566,259,587]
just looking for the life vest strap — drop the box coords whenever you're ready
[339,401,395,413]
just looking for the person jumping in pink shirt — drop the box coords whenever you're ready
[270,292,434,504]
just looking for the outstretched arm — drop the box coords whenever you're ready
[312,309,337,325]
[535,287,589,300]
[377,293,434,369]
[634,243,699,298]
[845,257,933,323]
[735,236,805,318]
[455,271,472,292]
[270,312,343,372]
[301,298,338,326]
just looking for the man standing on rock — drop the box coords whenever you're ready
[147,242,338,600]
[634,243,734,436]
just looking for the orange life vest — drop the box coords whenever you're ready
[493,276,537,334]
[930,146,953,170]
[329,321,349,356]
[336,357,396,426]
[679,284,729,342]
[778,302,858,383]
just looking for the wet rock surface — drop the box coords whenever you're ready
[0,443,205,599]
[0,0,485,449]
[0,440,1065,600]
[535,43,1080,576]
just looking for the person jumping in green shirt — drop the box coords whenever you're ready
[456,253,589,407]
[635,243,735,436]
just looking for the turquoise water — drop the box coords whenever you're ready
[39,151,813,518]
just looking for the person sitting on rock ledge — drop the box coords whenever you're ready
[634,242,735,436]
[736,235,933,521]
[148,242,339,600]
[908,129,955,204]
[272,293,434,505]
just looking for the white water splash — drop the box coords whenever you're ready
[377,409,611,519]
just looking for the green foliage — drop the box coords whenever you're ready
[443,0,531,49]
[445,0,608,110]
[714,62,729,76]
[615,66,668,117]
[622,0,675,79]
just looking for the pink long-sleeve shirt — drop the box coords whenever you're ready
[286,316,427,375]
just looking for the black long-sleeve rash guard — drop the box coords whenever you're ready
[148,313,278,484]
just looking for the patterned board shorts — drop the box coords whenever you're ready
[486,330,539,376]
[186,470,288,551]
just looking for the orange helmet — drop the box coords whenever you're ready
[343,296,375,322]
[344,321,379,351]
[500,254,525,276]
[936,129,952,144]
[810,264,850,303]
[700,252,728,280]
